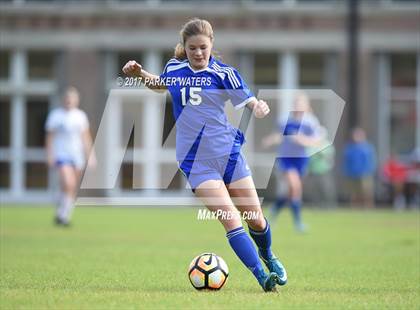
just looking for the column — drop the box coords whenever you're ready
[10,50,26,198]
[416,52,420,149]
[136,50,161,189]
[376,53,391,165]
[238,52,255,157]
[279,51,298,118]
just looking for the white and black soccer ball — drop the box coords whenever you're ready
[188,253,229,290]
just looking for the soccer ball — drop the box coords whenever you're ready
[188,253,229,290]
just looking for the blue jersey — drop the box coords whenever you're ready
[277,114,320,158]
[343,142,376,178]
[160,56,255,161]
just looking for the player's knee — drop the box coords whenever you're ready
[63,180,77,194]
[290,186,302,199]
[220,218,242,232]
[247,215,266,231]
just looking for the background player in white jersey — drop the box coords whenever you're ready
[122,18,287,292]
[45,87,95,226]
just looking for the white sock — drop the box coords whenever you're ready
[62,195,75,222]
[56,194,74,222]
[56,194,66,220]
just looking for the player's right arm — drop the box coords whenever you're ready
[262,132,283,149]
[122,60,166,92]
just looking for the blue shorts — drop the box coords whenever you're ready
[55,159,76,167]
[55,157,84,169]
[277,157,309,177]
[178,152,252,190]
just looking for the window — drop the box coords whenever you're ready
[391,54,416,87]
[28,51,56,80]
[25,162,48,189]
[389,53,417,154]
[121,163,134,189]
[26,98,49,147]
[1,49,58,198]
[254,52,278,86]
[390,99,416,154]
[0,51,10,79]
[0,162,10,188]
[299,53,325,87]
[0,98,10,147]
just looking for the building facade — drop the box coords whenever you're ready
[0,0,419,203]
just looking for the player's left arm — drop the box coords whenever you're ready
[223,65,269,118]
[246,98,270,119]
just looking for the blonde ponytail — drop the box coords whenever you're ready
[174,43,187,60]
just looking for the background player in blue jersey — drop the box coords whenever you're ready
[263,93,323,232]
[123,18,286,292]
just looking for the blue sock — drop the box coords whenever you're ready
[290,199,302,225]
[226,227,265,279]
[273,196,287,212]
[248,218,273,261]
[270,197,287,222]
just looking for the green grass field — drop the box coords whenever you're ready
[0,206,419,309]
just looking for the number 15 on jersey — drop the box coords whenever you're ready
[181,87,202,106]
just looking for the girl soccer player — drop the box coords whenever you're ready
[45,87,95,226]
[122,18,287,292]
[263,93,322,232]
